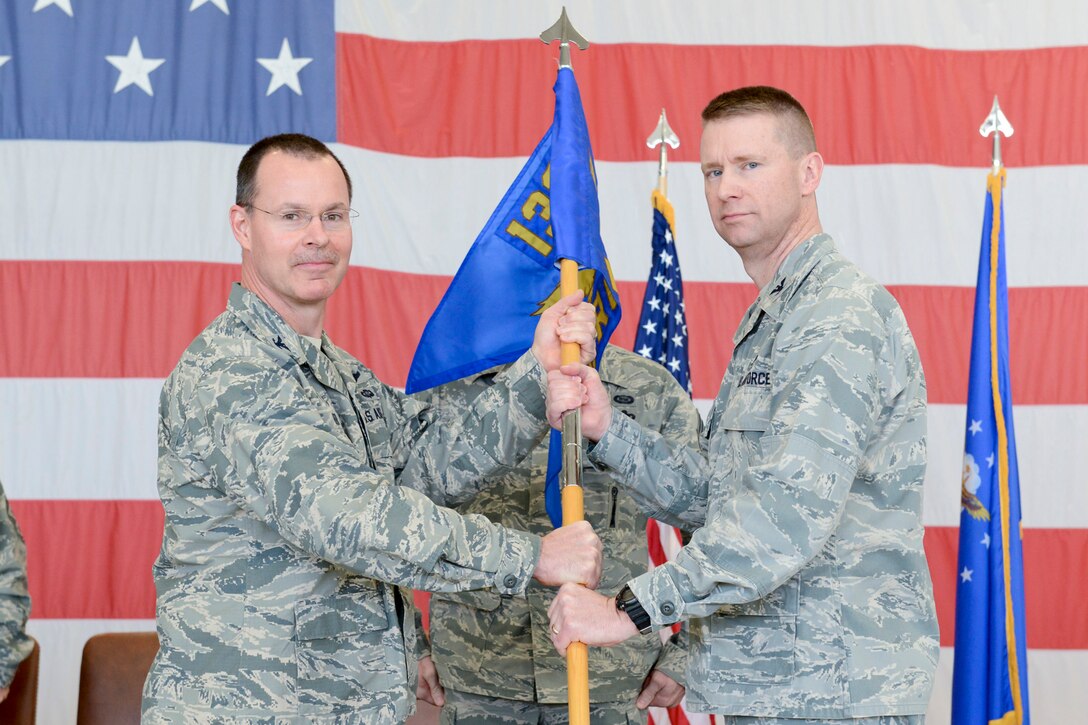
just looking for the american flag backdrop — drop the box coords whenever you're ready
[1,2,1087,723]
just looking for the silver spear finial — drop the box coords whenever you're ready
[647,108,680,192]
[979,96,1014,173]
[539,7,588,69]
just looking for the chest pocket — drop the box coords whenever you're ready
[709,386,771,469]
[352,388,394,477]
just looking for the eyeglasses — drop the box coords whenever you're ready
[247,205,359,232]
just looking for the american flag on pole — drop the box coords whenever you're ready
[634,189,713,725]
[635,191,692,395]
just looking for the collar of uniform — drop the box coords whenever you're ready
[731,233,835,345]
[227,283,348,395]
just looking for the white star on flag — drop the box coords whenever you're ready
[668,358,681,372]
[637,345,653,358]
[257,38,313,96]
[33,0,73,17]
[659,249,673,267]
[189,0,229,13]
[662,278,674,291]
[105,37,165,96]
[981,533,991,548]
[969,419,982,435]
[653,273,666,287]
[960,566,973,582]
[986,453,995,468]
[647,297,661,311]
[642,320,657,336]
[671,334,684,347]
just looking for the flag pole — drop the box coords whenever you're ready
[540,8,591,725]
[979,95,1025,723]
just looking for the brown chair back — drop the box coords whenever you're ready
[0,637,39,725]
[76,632,159,725]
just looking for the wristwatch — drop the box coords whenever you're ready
[615,584,653,635]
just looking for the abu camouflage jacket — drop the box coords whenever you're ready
[590,236,939,719]
[143,284,551,724]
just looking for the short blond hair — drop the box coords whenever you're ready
[701,86,817,158]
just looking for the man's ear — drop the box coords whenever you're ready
[800,151,824,196]
[230,204,251,251]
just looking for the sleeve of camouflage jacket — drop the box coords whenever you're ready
[178,350,546,596]
[608,370,709,529]
[0,483,32,687]
[390,356,551,509]
[592,288,889,624]
[587,410,711,531]
[650,627,689,685]
[412,606,431,661]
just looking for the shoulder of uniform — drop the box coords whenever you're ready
[601,345,686,393]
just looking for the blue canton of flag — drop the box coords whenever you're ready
[951,169,1030,725]
[634,190,691,394]
[0,0,335,143]
[405,67,621,527]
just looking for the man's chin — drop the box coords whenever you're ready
[292,279,341,304]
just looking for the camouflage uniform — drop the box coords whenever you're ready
[588,236,939,721]
[143,284,556,724]
[0,479,32,689]
[421,346,700,723]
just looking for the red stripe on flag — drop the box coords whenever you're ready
[646,519,669,567]
[337,34,1088,167]
[925,526,1088,649]
[2,261,1086,405]
[2,261,1088,407]
[12,500,1088,649]
[10,500,163,619]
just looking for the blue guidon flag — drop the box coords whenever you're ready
[951,168,1031,725]
[406,66,619,393]
[406,67,621,526]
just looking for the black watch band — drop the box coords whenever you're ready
[615,584,653,635]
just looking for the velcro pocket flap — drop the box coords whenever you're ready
[295,591,390,640]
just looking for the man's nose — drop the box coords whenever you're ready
[302,215,330,243]
[714,172,741,200]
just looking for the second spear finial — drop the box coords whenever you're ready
[647,109,680,196]
[979,96,1014,173]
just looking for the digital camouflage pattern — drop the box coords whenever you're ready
[143,284,555,724]
[588,236,939,719]
[0,479,32,688]
[421,346,700,709]
[440,688,643,724]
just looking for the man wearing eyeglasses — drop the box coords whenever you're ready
[142,133,604,724]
